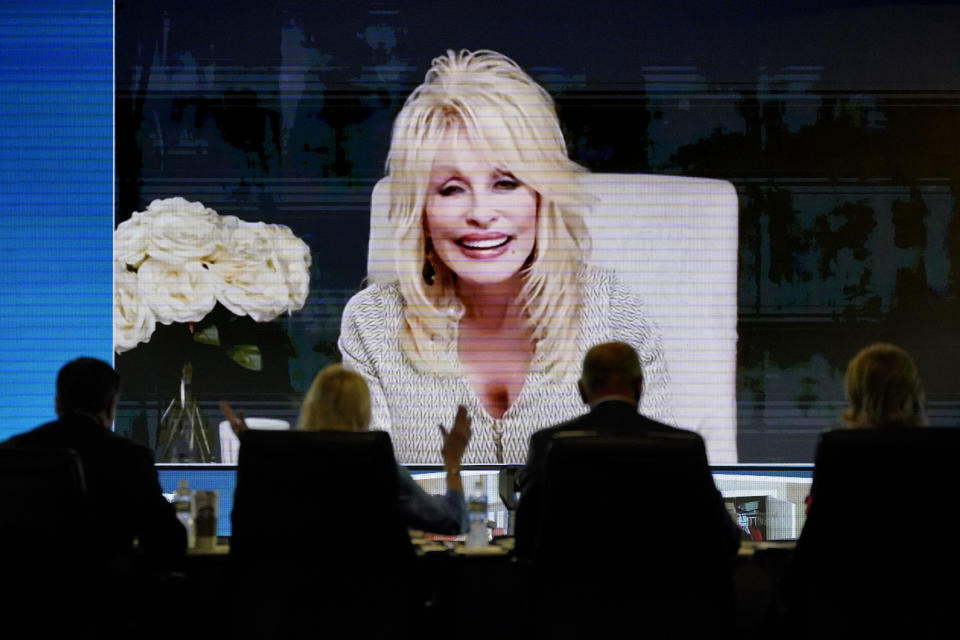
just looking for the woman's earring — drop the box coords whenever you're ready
[423,246,436,285]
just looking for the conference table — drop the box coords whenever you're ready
[180,535,795,636]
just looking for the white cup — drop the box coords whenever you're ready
[218,417,290,464]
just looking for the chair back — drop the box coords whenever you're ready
[0,446,87,550]
[367,174,739,462]
[229,429,415,637]
[792,427,960,638]
[529,431,735,637]
[0,446,93,632]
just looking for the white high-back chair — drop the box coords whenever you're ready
[366,174,739,463]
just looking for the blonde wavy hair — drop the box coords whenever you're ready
[383,49,591,377]
[298,364,371,432]
[842,343,927,429]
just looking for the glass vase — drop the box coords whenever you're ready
[155,362,215,463]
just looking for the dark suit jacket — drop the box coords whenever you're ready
[4,412,186,567]
[514,400,739,558]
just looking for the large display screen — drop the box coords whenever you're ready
[3,1,959,465]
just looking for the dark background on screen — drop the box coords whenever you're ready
[115,0,960,462]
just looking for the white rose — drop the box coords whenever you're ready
[209,222,286,322]
[273,225,312,310]
[114,214,150,269]
[209,221,311,321]
[113,198,312,350]
[137,258,218,325]
[114,261,156,353]
[139,197,224,263]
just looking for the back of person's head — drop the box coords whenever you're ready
[843,342,926,429]
[579,342,643,403]
[55,357,120,417]
[297,364,371,432]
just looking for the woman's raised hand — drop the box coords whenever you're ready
[439,404,471,467]
[219,400,249,437]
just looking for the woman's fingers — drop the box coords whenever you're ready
[219,400,248,435]
[452,405,472,440]
[441,407,472,468]
[219,400,237,424]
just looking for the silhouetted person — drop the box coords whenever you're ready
[513,342,739,638]
[222,363,472,534]
[514,341,738,556]
[789,344,956,639]
[804,342,927,514]
[4,357,186,567]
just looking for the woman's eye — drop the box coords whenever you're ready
[438,183,464,196]
[495,178,519,190]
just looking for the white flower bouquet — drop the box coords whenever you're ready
[114,197,311,353]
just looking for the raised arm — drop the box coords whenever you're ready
[438,404,471,494]
[397,405,472,534]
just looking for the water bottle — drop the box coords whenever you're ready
[466,478,488,549]
[174,479,196,549]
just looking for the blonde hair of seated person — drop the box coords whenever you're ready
[297,364,371,432]
[384,48,591,377]
[842,343,927,429]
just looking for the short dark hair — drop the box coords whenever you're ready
[56,357,120,415]
[580,342,643,394]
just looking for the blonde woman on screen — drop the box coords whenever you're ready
[339,49,670,464]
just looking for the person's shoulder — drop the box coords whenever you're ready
[3,417,156,463]
[1,419,58,447]
[633,410,675,428]
[640,415,707,445]
[580,264,617,289]
[529,424,561,444]
[349,279,403,303]
[74,425,155,467]
[103,428,154,454]
[340,281,404,352]
[342,280,403,319]
[532,412,593,443]
[3,414,99,446]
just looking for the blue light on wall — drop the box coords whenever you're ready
[0,1,113,440]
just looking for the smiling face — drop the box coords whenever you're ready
[424,128,538,287]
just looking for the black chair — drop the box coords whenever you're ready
[527,431,737,639]
[0,445,87,543]
[0,446,94,633]
[789,427,960,639]
[0,443,187,638]
[498,466,521,536]
[228,429,417,639]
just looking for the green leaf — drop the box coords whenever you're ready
[227,344,262,372]
[193,325,221,346]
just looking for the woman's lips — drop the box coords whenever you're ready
[455,233,513,259]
